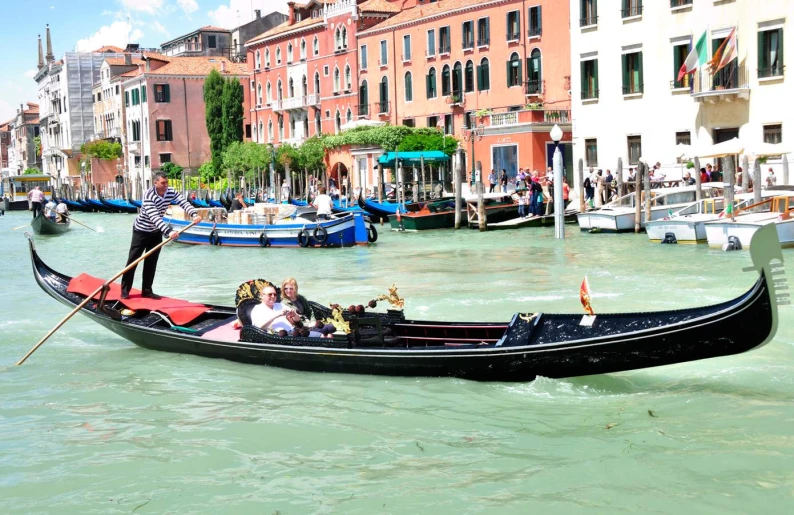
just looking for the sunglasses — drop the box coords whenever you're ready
[264,292,277,297]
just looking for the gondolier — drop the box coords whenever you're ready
[121,171,202,299]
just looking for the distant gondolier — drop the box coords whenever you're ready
[28,186,45,219]
[121,171,202,299]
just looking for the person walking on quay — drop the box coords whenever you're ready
[585,168,596,205]
[120,171,202,300]
[542,177,553,216]
[500,169,508,193]
[594,170,604,208]
[488,169,497,193]
[517,190,526,219]
[767,168,777,188]
[604,169,614,202]
[28,185,45,219]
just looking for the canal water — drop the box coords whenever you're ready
[1,210,792,514]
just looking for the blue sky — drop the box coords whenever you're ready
[0,0,291,122]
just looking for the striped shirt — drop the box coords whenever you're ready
[133,186,197,233]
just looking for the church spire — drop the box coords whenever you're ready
[45,24,54,63]
[37,34,44,69]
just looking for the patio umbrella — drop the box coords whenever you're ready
[698,138,744,159]
[751,142,791,158]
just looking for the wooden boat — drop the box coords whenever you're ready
[27,224,785,381]
[387,199,456,231]
[30,211,70,235]
[465,195,518,228]
[358,196,411,221]
[487,210,579,230]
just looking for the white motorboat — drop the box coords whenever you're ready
[577,183,725,233]
[645,197,727,243]
[704,193,794,249]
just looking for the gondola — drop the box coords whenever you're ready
[30,211,70,235]
[27,225,784,381]
[101,197,139,214]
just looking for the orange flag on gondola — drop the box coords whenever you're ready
[580,275,595,315]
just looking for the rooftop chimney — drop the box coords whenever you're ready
[45,24,54,63]
[221,60,226,73]
[287,2,296,25]
[124,53,132,66]
[37,34,44,70]
[255,9,261,19]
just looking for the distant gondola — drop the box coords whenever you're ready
[30,211,70,235]
[27,225,784,381]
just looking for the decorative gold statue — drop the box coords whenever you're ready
[324,306,351,334]
[375,283,405,309]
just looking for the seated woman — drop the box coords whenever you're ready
[280,277,314,321]
[251,285,296,332]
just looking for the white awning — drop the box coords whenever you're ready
[697,138,744,158]
[340,119,386,131]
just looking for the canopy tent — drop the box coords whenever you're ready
[378,151,450,168]
[751,142,790,158]
[697,138,745,158]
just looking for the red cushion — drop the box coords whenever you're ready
[67,273,209,326]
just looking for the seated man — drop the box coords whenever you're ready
[251,284,296,332]
[44,198,58,221]
[55,201,69,223]
[280,277,314,321]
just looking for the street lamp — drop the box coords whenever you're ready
[550,123,564,239]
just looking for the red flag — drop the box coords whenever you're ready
[580,275,595,315]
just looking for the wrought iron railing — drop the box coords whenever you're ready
[528,25,542,38]
[670,0,692,7]
[525,79,545,95]
[477,36,490,47]
[377,100,390,114]
[622,83,644,94]
[621,4,643,18]
[670,77,692,89]
[580,15,598,27]
[692,64,749,94]
[758,65,785,79]
[581,88,599,100]
[507,30,520,41]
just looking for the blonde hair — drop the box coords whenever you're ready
[281,277,298,291]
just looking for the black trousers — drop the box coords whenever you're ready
[31,201,42,219]
[121,229,163,294]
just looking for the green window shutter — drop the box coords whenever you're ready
[638,52,643,92]
[538,6,542,32]
[517,59,522,87]
[484,63,489,89]
[426,73,431,98]
[580,0,585,21]
[537,54,542,85]
[164,84,171,102]
[526,58,531,79]
[485,17,490,42]
[477,65,482,90]
[594,59,599,94]
[580,61,586,95]
[621,54,629,93]
[779,29,785,74]
[673,46,680,81]
[506,60,511,86]
[142,85,147,102]
[125,91,129,107]
[758,31,767,71]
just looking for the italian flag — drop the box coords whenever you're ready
[678,31,708,81]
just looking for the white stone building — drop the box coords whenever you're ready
[569,0,790,179]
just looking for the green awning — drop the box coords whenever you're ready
[378,151,450,168]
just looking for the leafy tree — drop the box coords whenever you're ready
[222,141,272,184]
[323,125,458,155]
[276,143,299,174]
[161,162,183,180]
[397,131,458,155]
[296,136,325,172]
[80,139,123,160]
[198,161,218,183]
[204,69,225,174]
[23,167,41,175]
[221,77,244,149]
[34,136,41,156]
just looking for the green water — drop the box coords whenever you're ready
[1,211,793,514]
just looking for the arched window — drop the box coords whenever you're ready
[276,46,282,65]
[258,120,263,142]
[507,52,521,87]
[441,64,451,96]
[335,110,341,133]
[255,50,261,69]
[465,60,474,93]
[278,115,284,139]
[289,77,294,98]
[379,76,389,113]
[345,65,351,90]
[359,80,368,114]
[452,62,462,97]
[287,43,293,63]
[265,48,270,66]
[346,108,352,124]
[426,67,437,98]
[334,66,340,92]
[257,82,262,105]
[277,79,283,100]
[300,39,306,59]
[342,25,348,48]
[478,58,490,91]
[303,116,309,136]
[335,28,342,50]
[268,119,273,141]
[313,36,319,55]
[404,71,413,102]
[528,48,542,94]
[266,81,271,102]
[314,71,320,94]
[302,75,308,96]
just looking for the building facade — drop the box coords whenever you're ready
[0,121,10,170]
[231,10,289,62]
[570,0,791,178]
[357,0,573,185]
[161,26,233,58]
[121,57,248,196]
[7,103,41,174]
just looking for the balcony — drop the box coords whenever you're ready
[528,26,542,38]
[447,90,464,107]
[462,39,474,51]
[271,99,283,112]
[580,15,598,27]
[357,103,369,117]
[622,83,644,95]
[581,88,599,100]
[439,44,451,56]
[376,100,390,115]
[477,36,490,47]
[758,65,785,80]
[525,79,545,96]
[691,64,750,103]
[670,0,692,8]
[281,96,308,110]
[306,93,321,106]
[621,4,643,19]
[490,112,517,127]
[670,76,692,90]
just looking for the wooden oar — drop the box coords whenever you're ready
[16,219,200,366]
[11,224,29,231]
[64,215,97,232]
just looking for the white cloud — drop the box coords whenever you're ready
[177,0,199,14]
[150,20,170,36]
[208,0,291,29]
[24,69,38,78]
[119,0,163,15]
[75,21,145,52]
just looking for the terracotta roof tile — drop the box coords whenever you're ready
[142,51,171,62]
[93,45,125,53]
[360,0,496,34]
[198,25,231,32]
[359,0,401,14]
[246,16,323,46]
[146,56,248,77]
[105,57,146,67]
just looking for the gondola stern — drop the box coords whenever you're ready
[748,224,786,349]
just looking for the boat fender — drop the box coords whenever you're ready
[209,229,221,246]
[661,232,678,244]
[259,232,270,247]
[313,225,328,244]
[297,229,312,247]
[367,224,378,242]
[722,235,742,251]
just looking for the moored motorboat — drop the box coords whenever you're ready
[705,194,794,249]
[30,211,70,235]
[27,224,784,381]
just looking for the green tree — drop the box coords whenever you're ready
[161,162,183,180]
[23,167,41,175]
[397,130,458,155]
[80,139,123,159]
[204,69,225,174]
[221,77,244,149]
[276,143,299,173]
[198,161,218,183]
[296,136,326,172]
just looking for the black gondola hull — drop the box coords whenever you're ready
[30,212,70,235]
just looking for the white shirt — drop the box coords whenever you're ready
[29,189,45,203]
[251,302,293,332]
[44,200,57,215]
[313,194,334,216]
[56,203,68,214]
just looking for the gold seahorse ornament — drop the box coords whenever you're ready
[324,306,351,334]
[375,283,405,309]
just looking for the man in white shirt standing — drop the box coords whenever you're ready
[312,186,334,220]
[28,186,45,219]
